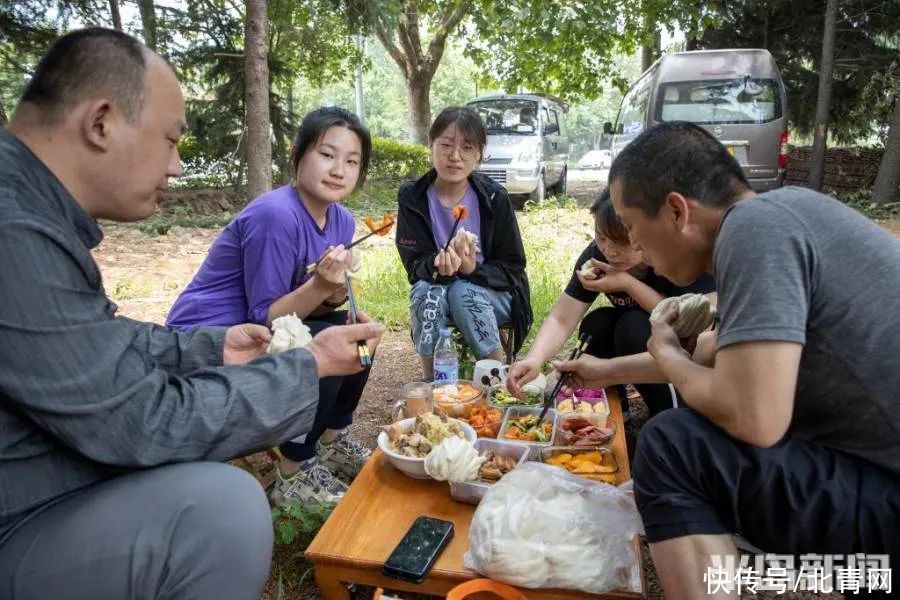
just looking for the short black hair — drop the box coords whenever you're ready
[589,187,630,245]
[608,121,751,216]
[290,106,372,188]
[429,107,487,157]
[20,27,148,123]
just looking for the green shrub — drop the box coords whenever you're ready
[369,137,430,181]
[138,205,234,236]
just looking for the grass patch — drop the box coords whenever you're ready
[355,246,410,329]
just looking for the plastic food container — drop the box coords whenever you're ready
[497,406,557,460]
[449,439,530,505]
[554,388,610,417]
[487,384,543,412]
[432,380,486,419]
[554,412,617,447]
[463,404,504,438]
[539,445,619,484]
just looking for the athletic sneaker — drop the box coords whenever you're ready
[270,457,347,505]
[317,430,371,479]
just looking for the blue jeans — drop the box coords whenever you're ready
[410,279,512,358]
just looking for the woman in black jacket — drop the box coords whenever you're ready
[395,107,532,380]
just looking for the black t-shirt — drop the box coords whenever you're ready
[564,242,715,310]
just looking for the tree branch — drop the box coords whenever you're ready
[375,22,409,80]
[426,0,467,71]
[403,0,423,64]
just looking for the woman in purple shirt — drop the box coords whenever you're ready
[167,107,373,504]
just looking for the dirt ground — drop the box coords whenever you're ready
[91,209,900,600]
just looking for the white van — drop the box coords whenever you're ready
[606,49,789,191]
[466,94,569,202]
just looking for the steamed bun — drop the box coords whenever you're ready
[649,293,716,338]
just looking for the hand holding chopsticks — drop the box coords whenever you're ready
[344,271,372,368]
[432,204,469,281]
[538,333,593,424]
[305,219,394,274]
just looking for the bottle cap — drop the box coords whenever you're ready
[439,327,451,337]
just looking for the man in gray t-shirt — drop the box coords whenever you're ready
[559,122,899,598]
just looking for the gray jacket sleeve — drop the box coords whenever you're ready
[122,317,227,373]
[0,222,319,467]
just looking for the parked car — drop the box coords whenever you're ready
[578,149,612,170]
[466,94,569,202]
[606,49,788,191]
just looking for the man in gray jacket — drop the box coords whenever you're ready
[0,28,384,599]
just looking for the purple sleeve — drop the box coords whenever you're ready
[239,205,303,324]
[336,205,356,246]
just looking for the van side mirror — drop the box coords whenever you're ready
[543,123,560,135]
[603,122,613,135]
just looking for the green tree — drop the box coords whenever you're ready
[341,0,695,144]
[165,0,363,185]
[368,1,468,144]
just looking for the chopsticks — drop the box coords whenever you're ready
[305,220,394,274]
[538,333,592,424]
[344,271,372,368]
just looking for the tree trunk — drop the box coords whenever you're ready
[244,0,272,199]
[138,0,157,50]
[641,31,660,73]
[0,99,8,127]
[808,0,837,191]
[872,96,900,204]
[108,0,122,30]
[408,74,433,145]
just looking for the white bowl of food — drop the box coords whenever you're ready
[377,413,477,479]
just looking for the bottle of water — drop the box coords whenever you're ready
[433,328,459,382]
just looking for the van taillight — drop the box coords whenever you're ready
[779,129,789,169]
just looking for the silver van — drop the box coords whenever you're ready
[466,94,569,202]
[606,49,788,191]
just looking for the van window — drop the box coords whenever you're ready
[469,99,538,134]
[655,78,782,124]
[616,76,652,135]
[549,109,560,133]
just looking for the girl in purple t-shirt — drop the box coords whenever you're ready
[167,107,373,504]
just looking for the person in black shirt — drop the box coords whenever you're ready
[507,188,715,416]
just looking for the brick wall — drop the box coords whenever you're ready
[784,146,883,194]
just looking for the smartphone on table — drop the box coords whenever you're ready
[382,516,454,584]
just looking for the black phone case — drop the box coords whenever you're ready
[382,516,454,584]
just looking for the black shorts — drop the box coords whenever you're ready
[632,408,900,558]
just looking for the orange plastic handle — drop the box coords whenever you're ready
[446,578,528,600]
